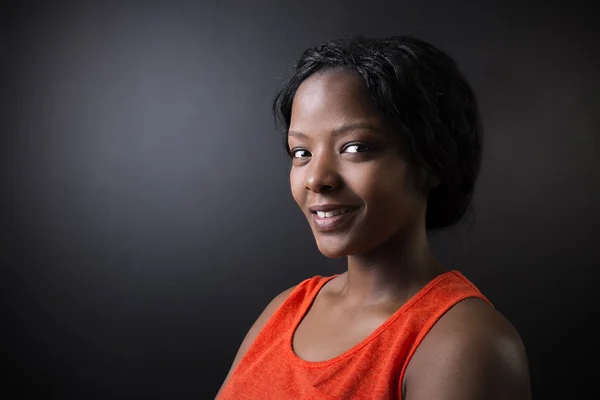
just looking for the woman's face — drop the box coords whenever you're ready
[288,70,428,258]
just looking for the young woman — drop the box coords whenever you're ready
[216,35,530,399]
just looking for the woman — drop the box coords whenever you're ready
[216,35,530,399]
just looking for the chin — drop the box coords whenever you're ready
[315,237,356,259]
[318,248,347,259]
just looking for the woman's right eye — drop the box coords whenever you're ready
[292,149,311,158]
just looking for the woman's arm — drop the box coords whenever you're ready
[403,298,531,400]
[214,285,297,399]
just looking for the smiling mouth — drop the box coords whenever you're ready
[314,208,356,218]
[310,207,360,232]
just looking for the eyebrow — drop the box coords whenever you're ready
[287,122,384,139]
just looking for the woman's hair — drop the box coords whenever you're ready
[272,35,482,232]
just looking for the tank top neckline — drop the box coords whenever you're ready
[285,270,462,368]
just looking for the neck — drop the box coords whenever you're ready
[340,224,446,308]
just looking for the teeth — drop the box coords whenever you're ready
[316,208,354,218]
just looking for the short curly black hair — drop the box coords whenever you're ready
[272,35,483,232]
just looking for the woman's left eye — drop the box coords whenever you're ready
[342,143,371,153]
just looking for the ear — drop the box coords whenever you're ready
[418,165,441,191]
[427,173,441,189]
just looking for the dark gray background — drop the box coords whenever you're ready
[1,0,598,398]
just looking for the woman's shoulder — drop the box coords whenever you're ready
[404,298,531,399]
[422,298,525,353]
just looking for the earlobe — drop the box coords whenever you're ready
[418,165,441,191]
[428,174,441,189]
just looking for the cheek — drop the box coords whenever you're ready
[369,182,407,215]
[289,168,304,206]
[350,163,418,212]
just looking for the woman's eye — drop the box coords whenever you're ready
[292,149,310,158]
[343,143,371,153]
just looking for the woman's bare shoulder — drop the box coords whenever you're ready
[268,285,298,311]
[404,298,531,400]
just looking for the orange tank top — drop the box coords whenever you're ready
[217,270,491,400]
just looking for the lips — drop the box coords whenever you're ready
[309,203,360,213]
[314,208,356,218]
[310,206,360,233]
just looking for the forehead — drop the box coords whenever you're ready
[289,70,386,134]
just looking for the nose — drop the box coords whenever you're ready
[305,150,341,193]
